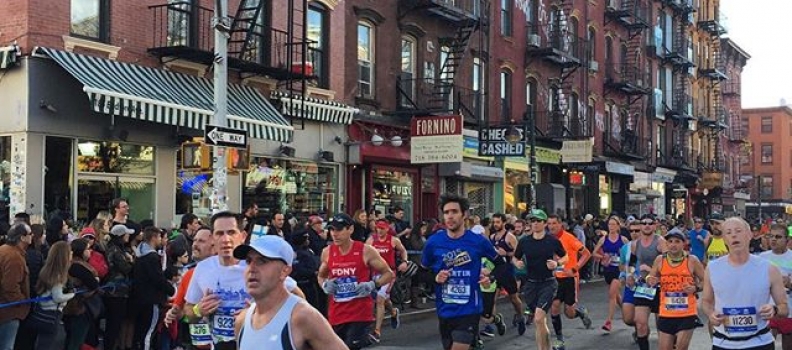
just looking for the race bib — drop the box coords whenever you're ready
[442,278,471,304]
[609,254,621,267]
[189,323,212,346]
[723,307,759,335]
[333,276,358,303]
[664,292,689,311]
[634,285,657,300]
[212,312,236,339]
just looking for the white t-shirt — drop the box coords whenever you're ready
[185,256,298,342]
[759,249,792,314]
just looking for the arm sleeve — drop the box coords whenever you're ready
[50,284,75,304]
[69,264,99,290]
[481,235,499,261]
[554,240,567,258]
[0,258,27,301]
[142,258,176,297]
[173,268,194,308]
[514,239,524,260]
[572,238,585,253]
[109,250,133,275]
[420,240,434,270]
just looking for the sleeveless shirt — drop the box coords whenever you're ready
[635,235,660,277]
[658,254,697,318]
[602,235,625,272]
[238,294,301,350]
[327,241,374,326]
[371,234,396,269]
[710,255,774,349]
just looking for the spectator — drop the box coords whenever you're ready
[290,230,320,310]
[352,209,370,242]
[45,217,68,246]
[392,207,411,238]
[103,224,135,350]
[268,212,287,238]
[132,227,175,350]
[242,202,259,239]
[0,223,32,350]
[172,213,201,261]
[306,215,328,257]
[26,224,47,297]
[12,213,30,226]
[63,239,100,350]
[30,241,75,349]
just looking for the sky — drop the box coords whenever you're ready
[721,0,792,108]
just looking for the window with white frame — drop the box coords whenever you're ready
[399,36,416,106]
[357,21,375,98]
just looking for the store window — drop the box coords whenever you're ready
[0,136,11,226]
[243,157,338,219]
[505,170,530,215]
[372,169,413,221]
[76,140,156,223]
[45,137,74,222]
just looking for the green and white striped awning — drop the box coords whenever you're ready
[35,47,293,142]
[272,91,357,125]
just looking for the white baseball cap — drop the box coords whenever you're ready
[233,235,295,266]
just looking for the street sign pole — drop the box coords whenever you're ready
[527,112,537,211]
[212,0,229,213]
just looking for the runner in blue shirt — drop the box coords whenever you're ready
[422,194,499,350]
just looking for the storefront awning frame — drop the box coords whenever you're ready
[272,91,357,125]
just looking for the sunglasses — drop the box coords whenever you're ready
[770,235,787,239]
[630,229,642,232]
[694,220,703,223]
[529,219,545,223]
[641,221,654,225]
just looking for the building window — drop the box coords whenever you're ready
[357,21,375,98]
[657,124,666,160]
[473,58,485,121]
[761,144,773,164]
[501,0,512,36]
[526,79,537,120]
[399,36,417,107]
[307,4,329,88]
[605,36,613,65]
[587,27,596,62]
[500,70,512,121]
[761,176,773,198]
[71,0,110,41]
[761,116,773,133]
[569,17,579,58]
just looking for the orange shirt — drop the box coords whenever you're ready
[658,255,697,318]
[554,231,584,279]
[173,267,195,308]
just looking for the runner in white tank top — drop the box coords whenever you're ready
[702,217,789,350]
[233,236,348,350]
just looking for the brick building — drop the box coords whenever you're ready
[742,106,792,218]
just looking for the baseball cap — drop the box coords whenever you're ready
[525,209,548,221]
[326,213,354,230]
[80,227,96,239]
[665,231,686,242]
[308,215,324,225]
[110,224,134,236]
[626,215,636,223]
[709,212,725,221]
[375,220,390,230]
[233,235,294,266]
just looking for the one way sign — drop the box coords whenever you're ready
[204,125,248,149]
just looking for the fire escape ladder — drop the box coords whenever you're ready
[429,18,478,109]
[228,0,268,62]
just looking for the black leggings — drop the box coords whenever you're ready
[133,304,160,350]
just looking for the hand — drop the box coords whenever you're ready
[546,259,559,271]
[645,275,659,287]
[479,273,491,288]
[513,260,525,270]
[783,275,790,288]
[164,306,181,326]
[626,275,636,288]
[682,284,697,294]
[698,235,705,242]
[398,262,408,273]
[709,312,726,326]
[601,255,611,266]
[759,304,776,320]
[354,281,377,297]
[321,279,338,295]
[198,292,221,317]
[436,270,451,284]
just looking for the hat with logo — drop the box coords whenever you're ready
[110,224,134,237]
[327,213,355,230]
[665,231,686,242]
[709,212,725,222]
[80,227,96,239]
[525,209,548,221]
[233,235,294,266]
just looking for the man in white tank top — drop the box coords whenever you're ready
[702,217,789,350]
[233,236,348,350]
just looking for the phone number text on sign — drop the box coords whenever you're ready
[411,135,464,164]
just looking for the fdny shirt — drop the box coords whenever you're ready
[422,229,498,318]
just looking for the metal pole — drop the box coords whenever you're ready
[528,111,537,210]
[212,0,229,213]
[757,175,762,223]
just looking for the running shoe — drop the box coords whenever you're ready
[369,331,381,344]
[552,339,566,350]
[602,320,612,332]
[494,313,506,336]
[390,307,401,329]
[577,305,593,329]
[479,324,496,338]
[514,314,527,336]
[472,339,485,350]
[524,306,532,315]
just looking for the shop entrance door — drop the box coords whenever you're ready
[77,175,155,224]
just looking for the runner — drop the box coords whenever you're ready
[592,216,629,332]
[646,230,706,350]
[233,236,348,350]
[620,219,643,338]
[366,219,409,342]
[759,224,792,348]
[421,194,499,350]
[702,217,788,350]
[477,256,504,343]
[488,213,527,335]
[625,214,668,350]
[318,213,394,350]
[513,209,567,350]
[705,213,729,265]
[546,214,592,349]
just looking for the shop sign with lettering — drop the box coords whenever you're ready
[410,115,464,164]
[478,124,527,157]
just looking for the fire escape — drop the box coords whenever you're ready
[697,5,728,172]
[396,0,488,126]
[662,2,696,171]
[603,0,651,160]
[526,0,589,140]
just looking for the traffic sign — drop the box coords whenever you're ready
[204,125,247,149]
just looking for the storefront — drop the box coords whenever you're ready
[503,147,562,216]
[628,170,672,217]
[603,161,634,216]
[440,161,503,219]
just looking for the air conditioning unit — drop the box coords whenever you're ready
[606,0,619,10]
[528,34,540,47]
[589,60,599,72]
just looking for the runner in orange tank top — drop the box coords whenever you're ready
[646,231,705,350]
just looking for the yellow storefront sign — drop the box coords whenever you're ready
[504,147,561,170]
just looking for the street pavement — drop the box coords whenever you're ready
[375,279,783,349]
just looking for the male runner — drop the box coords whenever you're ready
[546,214,592,349]
[319,213,394,350]
[234,236,348,350]
[688,217,711,262]
[702,217,788,350]
[422,194,499,350]
[626,214,668,350]
[646,231,705,350]
[488,213,527,335]
[759,224,792,348]
[513,209,567,350]
[366,219,408,342]
[705,213,729,265]
[619,219,643,339]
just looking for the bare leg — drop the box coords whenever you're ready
[535,308,551,350]
[674,329,695,350]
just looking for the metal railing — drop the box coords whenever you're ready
[396,77,484,123]
[525,24,587,61]
[604,63,651,90]
[530,109,591,139]
[149,2,213,51]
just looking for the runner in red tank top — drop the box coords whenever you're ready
[318,213,394,350]
[367,219,409,342]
